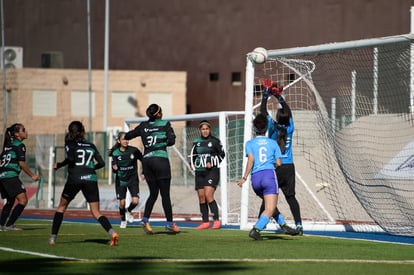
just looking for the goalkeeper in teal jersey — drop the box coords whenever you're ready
[109,132,143,229]
[125,103,180,234]
[237,114,282,240]
[260,78,303,235]
[191,120,225,230]
[0,123,40,231]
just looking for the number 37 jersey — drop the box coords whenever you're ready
[64,141,105,183]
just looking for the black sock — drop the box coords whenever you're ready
[119,207,126,220]
[51,212,64,235]
[208,200,219,220]
[5,203,25,226]
[0,201,13,226]
[127,203,138,212]
[98,215,112,232]
[199,203,209,222]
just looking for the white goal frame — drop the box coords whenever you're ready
[124,111,244,225]
[243,33,414,233]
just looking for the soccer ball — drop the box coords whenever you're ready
[250,47,268,64]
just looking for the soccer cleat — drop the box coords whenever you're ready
[296,225,303,236]
[4,225,22,231]
[48,235,56,245]
[120,221,127,229]
[110,232,119,246]
[212,220,221,229]
[281,224,299,235]
[126,212,134,223]
[249,227,263,241]
[195,222,210,230]
[141,221,154,235]
[165,223,181,233]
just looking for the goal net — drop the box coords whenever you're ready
[243,33,414,236]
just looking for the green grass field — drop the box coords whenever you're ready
[1,219,413,274]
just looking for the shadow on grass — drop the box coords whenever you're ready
[0,258,252,274]
[17,227,49,231]
[75,231,189,246]
[83,238,111,245]
[153,231,187,235]
[262,234,297,240]
[76,232,290,245]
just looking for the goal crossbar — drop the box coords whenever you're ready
[267,33,414,57]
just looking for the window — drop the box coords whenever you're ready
[209,72,219,81]
[33,90,56,116]
[71,90,95,117]
[288,73,296,83]
[149,93,172,116]
[232,72,242,86]
[112,92,136,117]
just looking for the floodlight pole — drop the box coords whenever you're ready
[410,6,414,114]
[87,0,92,133]
[103,0,109,131]
[1,0,6,134]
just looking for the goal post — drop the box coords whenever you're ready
[244,33,414,236]
[240,58,255,229]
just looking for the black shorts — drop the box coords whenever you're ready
[142,157,171,182]
[61,181,100,203]
[0,177,26,199]
[195,169,220,190]
[115,181,140,200]
[276,163,296,197]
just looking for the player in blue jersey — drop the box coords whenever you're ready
[260,78,303,235]
[49,121,118,246]
[125,104,180,234]
[0,123,40,231]
[237,114,282,240]
[191,120,225,230]
[109,132,143,229]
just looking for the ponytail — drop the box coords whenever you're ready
[108,142,121,157]
[276,126,287,154]
[275,105,291,154]
[3,123,21,151]
[108,132,125,156]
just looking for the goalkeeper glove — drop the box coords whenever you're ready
[270,85,283,97]
[260,78,274,98]
[260,78,273,89]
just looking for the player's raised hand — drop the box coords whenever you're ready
[260,78,273,89]
[271,85,284,97]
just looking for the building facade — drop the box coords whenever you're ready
[2,0,414,130]
[1,68,186,134]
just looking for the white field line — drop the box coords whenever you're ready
[1,246,413,264]
[0,246,84,261]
